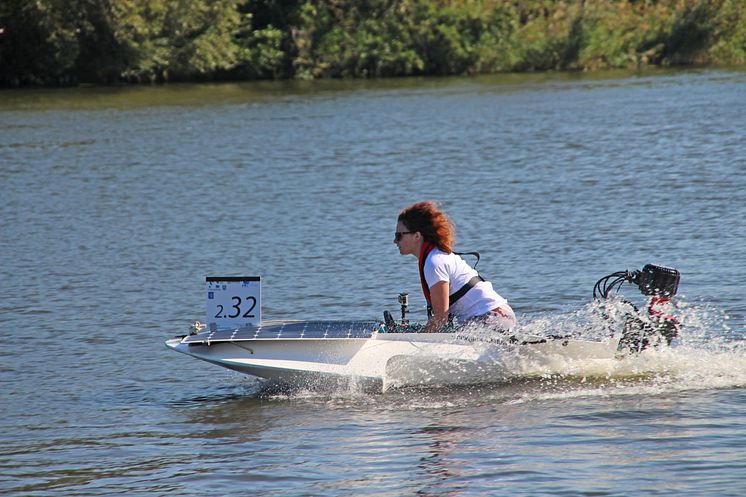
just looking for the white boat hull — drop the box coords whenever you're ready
[166,321,621,391]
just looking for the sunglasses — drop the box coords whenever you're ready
[394,231,415,242]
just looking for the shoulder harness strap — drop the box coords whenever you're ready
[450,250,484,305]
[420,246,487,315]
[453,251,480,269]
[449,275,485,306]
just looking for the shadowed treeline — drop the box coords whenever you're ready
[1,0,744,87]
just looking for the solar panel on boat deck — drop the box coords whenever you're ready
[182,320,379,344]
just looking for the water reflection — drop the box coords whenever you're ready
[415,424,468,497]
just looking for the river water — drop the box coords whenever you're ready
[2,69,746,496]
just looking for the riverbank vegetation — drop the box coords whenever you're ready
[1,0,745,86]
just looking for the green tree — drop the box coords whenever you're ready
[1,0,745,86]
[0,0,81,85]
[110,0,246,82]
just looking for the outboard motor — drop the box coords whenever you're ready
[593,264,681,352]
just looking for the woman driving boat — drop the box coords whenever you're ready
[395,201,516,333]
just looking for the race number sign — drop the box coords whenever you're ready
[206,276,261,329]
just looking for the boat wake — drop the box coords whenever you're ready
[257,299,746,400]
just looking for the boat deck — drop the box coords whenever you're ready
[181,320,380,344]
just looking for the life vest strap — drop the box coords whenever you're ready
[454,251,480,269]
[449,275,485,306]
[419,241,437,307]
[420,244,486,318]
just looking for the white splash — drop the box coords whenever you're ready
[386,298,746,396]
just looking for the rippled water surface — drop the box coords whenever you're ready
[2,70,746,496]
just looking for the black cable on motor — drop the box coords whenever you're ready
[593,271,636,299]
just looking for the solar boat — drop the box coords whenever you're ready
[166,264,681,392]
[165,319,622,391]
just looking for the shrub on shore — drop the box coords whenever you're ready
[1,0,744,86]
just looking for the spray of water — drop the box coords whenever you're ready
[233,298,746,401]
[386,298,746,396]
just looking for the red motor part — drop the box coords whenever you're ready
[647,296,679,345]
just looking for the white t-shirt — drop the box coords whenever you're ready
[423,249,507,320]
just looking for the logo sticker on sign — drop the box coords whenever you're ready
[206,276,261,329]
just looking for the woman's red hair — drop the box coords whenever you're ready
[398,201,455,253]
